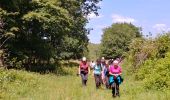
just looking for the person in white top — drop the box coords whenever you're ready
[101,57,106,84]
[90,61,96,69]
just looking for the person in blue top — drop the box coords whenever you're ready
[93,59,102,89]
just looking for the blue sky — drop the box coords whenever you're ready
[87,0,170,43]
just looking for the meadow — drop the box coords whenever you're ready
[1,67,170,100]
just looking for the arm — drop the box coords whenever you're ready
[119,66,122,75]
[109,72,120,76]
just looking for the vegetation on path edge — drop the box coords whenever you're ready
[1,68,170,100]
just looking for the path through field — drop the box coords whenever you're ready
[19,74,169,100]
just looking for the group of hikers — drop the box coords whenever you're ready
[78,57,123,97]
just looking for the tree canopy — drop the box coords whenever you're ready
[0,0,102,69]
[100,23,142,59]
[88,43,100,60]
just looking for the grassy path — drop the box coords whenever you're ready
[18,76,170,100]
[1,71,170,100]
[25,75,113,100]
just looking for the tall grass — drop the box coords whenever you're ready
[0,67,170,100]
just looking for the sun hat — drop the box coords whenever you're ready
[101,57,105,60]
[82,57,86,61]
[113,60,119,64]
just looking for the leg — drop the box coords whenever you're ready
[105,76,109,89]
[94,74,98,88]
[95,74,100,88]
[80,73,85,86]
[99,74,103,86]
[101,71,105,84]
[97,75,100,88]
[116,77,120,96]
[98,74,102,87]
[114,78,119,96]
[84,73,88,86]
[111,83,116,97]
[115,78,120,96]
[117,84,120,96]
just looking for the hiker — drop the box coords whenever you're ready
[78,57,90,86]
[107,59,113,88]
[93,59,102,89]
[104,61,110,89]
[101,57,106,84]
[109,60,123,97]
[90,60,96,69]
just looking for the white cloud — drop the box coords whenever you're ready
[112,14,136,23]
[167,28,170,31]
[153,24,170,32]
[87,13,104,19]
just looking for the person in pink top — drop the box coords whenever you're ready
[109,61,122,76]
[109,60,123,97]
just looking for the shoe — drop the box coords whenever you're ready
[112,95,116,98]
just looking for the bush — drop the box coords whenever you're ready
[142,52,170,90]
[0,68,39,98]
[123,33,170,90]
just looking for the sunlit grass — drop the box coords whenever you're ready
[1,68,170,100]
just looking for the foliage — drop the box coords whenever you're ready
[0,0,102,70]
[1,68,170,99]
[125,33,170,71]
[136,52,170,90]
[88,43,100,60]
[123,33,170,90]
[0,68,39,98]
[100,23,142,59]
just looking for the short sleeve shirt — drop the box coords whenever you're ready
[109,65,122,74]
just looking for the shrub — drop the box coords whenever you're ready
[142,52,170,90]
[123,33,170,90]
[0,68,39,98]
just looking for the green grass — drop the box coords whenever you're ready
[1,68,170,100]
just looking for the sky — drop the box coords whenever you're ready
[87,0,170,44]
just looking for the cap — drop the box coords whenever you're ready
[101,57,105,60]
[113,60,119,64]
[82,57,86,61]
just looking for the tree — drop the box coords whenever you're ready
[0,0,102,69]
[88,43,100,60]
[100,23,142,59]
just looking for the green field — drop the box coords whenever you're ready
[1,69,170,100]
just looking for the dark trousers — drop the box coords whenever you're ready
[111,79,119,96]
[94,74,102,88]
[80,73,88,86]
[105,75,110,89]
